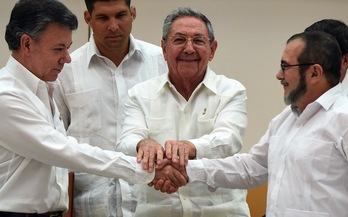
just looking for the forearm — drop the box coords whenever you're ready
[186,154,267,189]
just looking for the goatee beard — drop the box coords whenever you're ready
[283,74,307,106]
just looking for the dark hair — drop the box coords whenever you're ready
[84,0,131,14]
[305,19,348,55]
[288,31,342,86]
[162,7,215,42]
[5,0,78,51]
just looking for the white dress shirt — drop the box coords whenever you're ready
[0,56,154,213]
[341,69,348,95]
[117,68,250,217]
[54,35,167,217]
[187,84,348,217]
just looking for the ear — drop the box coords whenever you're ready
[309,64,323,83]
[161,39,167,60]
[20,34,31,55]
[208,40,218,61]
[130,6,136,20]
[342,53,348,69]
[84,10,92,26]
[340,53,348,81]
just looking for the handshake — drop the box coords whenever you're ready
[136,138,195,194]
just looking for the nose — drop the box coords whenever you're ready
[108,18,119,32]
[276,69,284,80]
[59,50,71,64]
[183,39,195,54]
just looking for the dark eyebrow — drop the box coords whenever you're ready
[281,60,289,65]
[94,9,129,17]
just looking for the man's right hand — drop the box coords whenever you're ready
[136,138,164,172]
[149,158,188,193]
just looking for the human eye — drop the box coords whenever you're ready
[96,15,108,21]
[280,62,289,72]
[281,62,289,68]
[53,43,70,53]
[171,36,186,45]
[193,36,207,46]
[53,47,64,52]
[117,12,127,18]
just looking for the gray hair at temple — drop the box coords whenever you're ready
[162,7,215,42]
[5,0,78,51]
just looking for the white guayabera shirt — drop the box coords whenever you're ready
[55,35,167,217]
[118,68,250,217]
[341,70,348,95]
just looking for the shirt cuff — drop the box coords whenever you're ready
[186,159,205,183]
[134,160,155,183]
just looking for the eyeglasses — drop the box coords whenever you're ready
[167,35,210,47]
[280,62,315,74]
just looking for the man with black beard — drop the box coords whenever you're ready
[152,31,348,217]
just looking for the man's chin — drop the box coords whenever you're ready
[283,95,291,105]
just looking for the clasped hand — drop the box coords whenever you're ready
[136,139,195,194]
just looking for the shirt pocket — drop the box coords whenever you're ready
[291,138,333,182]
[65,89,101,137]
[197,117,215,136]
[146,117,176,145]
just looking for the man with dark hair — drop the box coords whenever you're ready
[54,0,167,216]
[158,31,348,217]
[0,0,184,216]
[305,19,348,94]
[305,19,348,82]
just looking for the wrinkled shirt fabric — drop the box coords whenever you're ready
[118,68,250,217]
[187,84,348,217]
[55,35,167,217]
[0,56,153,213]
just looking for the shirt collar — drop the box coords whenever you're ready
[291,83,343,115]
[316,83,343,110]
[157,66,217,94]
[201,67,218,94]
[86,34,145,66]
[7,56,58,97]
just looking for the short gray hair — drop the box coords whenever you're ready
[162,7,215,42]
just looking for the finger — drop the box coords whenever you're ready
[173,163,188,183]
[173,166,188,187]
[167,185,178,194]
[169,167,186,187]
[147,148,155,173]
[171,143,179,163]
[136,150,144,164]
[148,177,158,187]
[154,179,165,191]
[178,146,188,166]
[160,179,172,193]
[156,147,164,165]
[141,149,150,171]
[164,140,172,159]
